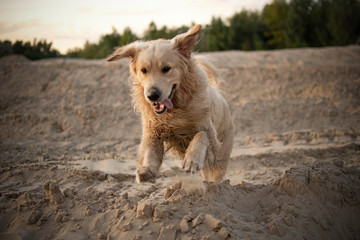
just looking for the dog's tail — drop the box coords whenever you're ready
[194,56,224,89]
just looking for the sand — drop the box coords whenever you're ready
[0,45,359,239]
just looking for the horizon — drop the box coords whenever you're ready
[0,0,271,54]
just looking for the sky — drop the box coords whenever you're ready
[0,0,271,54]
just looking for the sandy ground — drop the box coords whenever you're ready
[0,45,360,240]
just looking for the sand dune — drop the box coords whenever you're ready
[0,45,359,239]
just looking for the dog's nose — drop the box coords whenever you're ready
[147,88,161,102]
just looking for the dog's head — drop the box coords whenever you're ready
[107,25,201,114]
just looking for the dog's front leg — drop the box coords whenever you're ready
[136,135,164,183]
[183,131,209,173]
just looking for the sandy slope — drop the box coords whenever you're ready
[0,45,359,239]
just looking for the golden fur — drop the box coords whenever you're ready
[107,25,234,183]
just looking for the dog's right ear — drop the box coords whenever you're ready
[172,24,201,58]
[106,43,139,62]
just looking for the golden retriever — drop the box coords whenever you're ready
[107,25,233,183]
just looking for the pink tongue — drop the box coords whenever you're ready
[161,98,173,109]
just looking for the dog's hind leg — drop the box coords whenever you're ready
[182,131,209,173]
[136,135,164,183]
[201,125,233,182]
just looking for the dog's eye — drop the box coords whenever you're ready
[141,68,147,74]
[161,66,171,73]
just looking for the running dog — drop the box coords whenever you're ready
[107,25,233,183]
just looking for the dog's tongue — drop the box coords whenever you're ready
[161,98,173,109]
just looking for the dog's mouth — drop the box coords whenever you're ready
[153,84,176,114]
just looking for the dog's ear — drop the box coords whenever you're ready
[106,43,139,62]
[172,24,201,58]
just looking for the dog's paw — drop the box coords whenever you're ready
[182,156,204,173]
[136,166,157,183]
[183,145,207,173]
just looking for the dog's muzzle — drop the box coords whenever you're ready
[151,84,176,114]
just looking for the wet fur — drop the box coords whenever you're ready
[107,25,234,183]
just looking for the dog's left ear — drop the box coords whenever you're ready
[106,43,140,62]
[172,24,201,58]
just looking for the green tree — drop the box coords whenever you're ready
[119,27,138,46]
[66,47,82,58]
[310,0,332,46]
[169,25,190,37]
[0,40,13,57]
[0,39,60,60]
[228,10,268,50]
[285,0,317,47]
[143,21,160,40]
[143,22,190,41]
[78,41,98,59]
[205,17,229,51]
[12,40,26,54]
[96,27,122,58]
[67,26,139,59]
[262,0,288,49]
[326,0,360,45]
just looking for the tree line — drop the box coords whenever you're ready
[0,39,60,60]
[1,0,359,60]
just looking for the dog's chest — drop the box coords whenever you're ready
[160,124,196,142]
[155,123,198,157]
[148,108,208,157]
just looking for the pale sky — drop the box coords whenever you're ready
[0,0,271,53]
